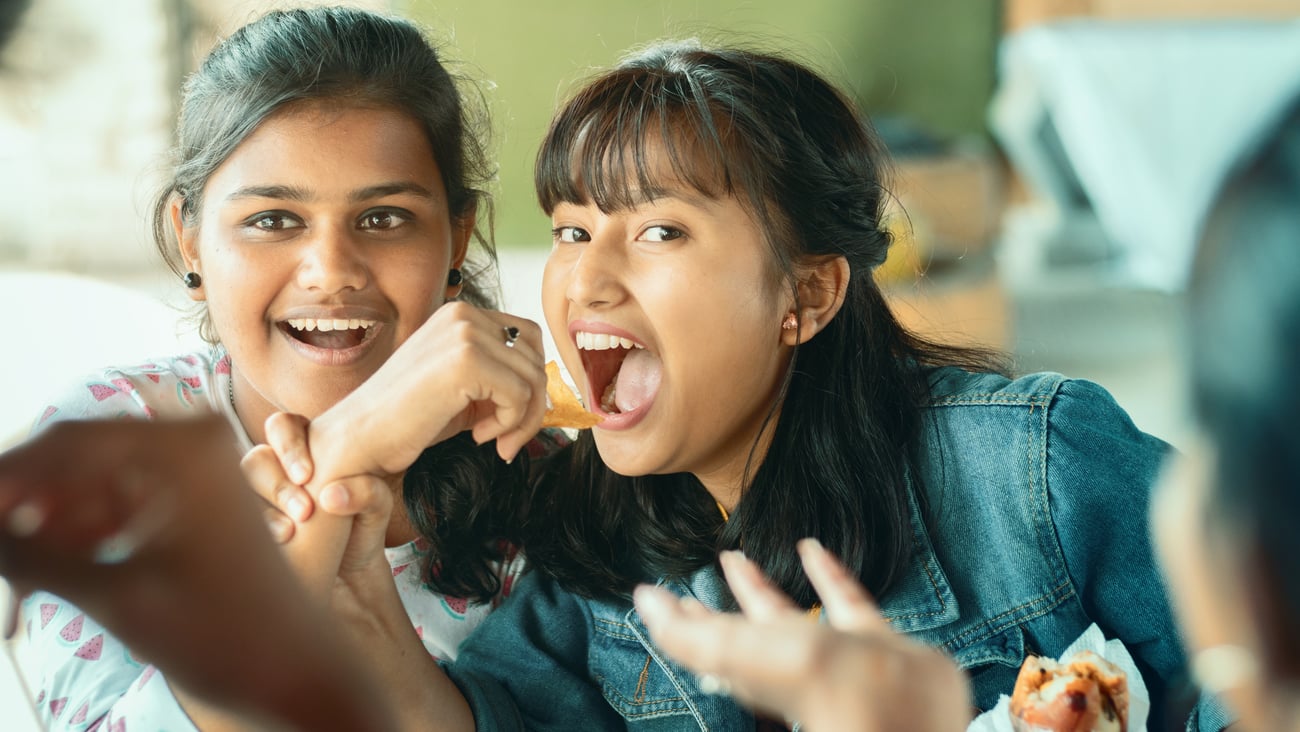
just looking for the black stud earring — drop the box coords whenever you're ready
[447,268,463,287]
[183,272,202,289]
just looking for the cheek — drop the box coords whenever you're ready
[541,255,571,340]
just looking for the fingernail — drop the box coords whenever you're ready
[797,537,824,555]
[718,549,745,566]
[633,585,675,621]
[269,518,292,543]
[289,461,310,485]
[319,484,348,513]
[287,496,310,521]
[6,502,44,537]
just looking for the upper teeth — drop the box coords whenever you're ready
[286,318,377,333]
[575,331,643,351]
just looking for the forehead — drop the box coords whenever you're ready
[544,105,736,214]
[206,101,443,199]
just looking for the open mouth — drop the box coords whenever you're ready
[280,318,378,350]
[575,330,661,415]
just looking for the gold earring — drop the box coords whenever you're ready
[781,313,798,331]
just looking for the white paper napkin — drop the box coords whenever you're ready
[967,624,1149,732]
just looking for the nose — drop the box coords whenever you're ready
[296,222,369,294]
[562,236,626,309]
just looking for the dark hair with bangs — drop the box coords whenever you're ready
[525,40,1008,606]
[152,6,516,603]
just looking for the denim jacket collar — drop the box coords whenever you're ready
[650,473,961,628]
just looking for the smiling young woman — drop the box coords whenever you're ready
[16,8,553,732]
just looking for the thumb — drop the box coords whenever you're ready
[323,476,395,576]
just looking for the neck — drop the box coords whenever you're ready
[694,407,781,513]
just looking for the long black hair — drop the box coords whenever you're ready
[525,41,1006,606]
[1190,95,1300,629]
[156,7,515,602]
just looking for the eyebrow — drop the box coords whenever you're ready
[225,182,436,204]
[624,187,716,210]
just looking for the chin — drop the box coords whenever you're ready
[590,437,659,478]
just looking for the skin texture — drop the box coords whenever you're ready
[540,149,846,508]
[0,417,396,731]
[175,100,469,447]
[1151,444,1264,729]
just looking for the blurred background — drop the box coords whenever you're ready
[1,0,1298,450]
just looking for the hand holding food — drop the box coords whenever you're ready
[541,361,603,429]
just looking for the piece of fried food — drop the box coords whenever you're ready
[542,361,602,429]
[1010,650,1128,732]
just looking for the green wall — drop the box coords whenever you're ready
[401,0,999,247]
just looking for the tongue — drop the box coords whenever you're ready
[298,329,364,350]
[613,348,661,413]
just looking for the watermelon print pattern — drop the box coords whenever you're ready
[40,602,58,628]
[49,696,67,718]
[16,348,546,731]
[87,384,118,401]
[440,596,469,618]
[59,614,84,643]
[75,635,105,661]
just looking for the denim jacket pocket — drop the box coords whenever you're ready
[590,615,696,723]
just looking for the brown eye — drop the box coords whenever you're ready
[553,226,590,243]
[639,225,683,242]
[359,210,410,230]
[246,212,301,231]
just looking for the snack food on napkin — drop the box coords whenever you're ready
[1009,650,1128,732]
[542,361,602,429]
[966,625,1148,732]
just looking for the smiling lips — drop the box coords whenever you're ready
[281,317,378,351]
[575,329,661,418]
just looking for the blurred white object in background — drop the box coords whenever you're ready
[0,269,202,448]
[991,18,1300,291]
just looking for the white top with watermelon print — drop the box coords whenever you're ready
[16,349,527,732]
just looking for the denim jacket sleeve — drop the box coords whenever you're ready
[444,571,625,732]
[1045,379,1231,731]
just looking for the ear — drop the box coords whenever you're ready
[171,196,206,302]
[447,211,475,297]
[781,255,850,346]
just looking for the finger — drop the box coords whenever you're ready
[333,476,395,576]
[263,412,314,485]
[317,475,389,517]
[634,584,810,718]
[241,446,313,522]
[490,357,548,463]
[718,550,799,623]
[797,538,886,633]
[464,352,546,452]
[265,508,295,543]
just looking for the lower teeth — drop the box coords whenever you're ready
[600,382,620,413]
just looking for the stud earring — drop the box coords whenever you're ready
[447,268,463,287]
[182,272,202,289]
[781,313,798,330]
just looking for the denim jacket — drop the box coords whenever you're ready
[446,369,1232,731]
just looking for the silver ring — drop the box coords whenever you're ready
[503,325,521,348]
